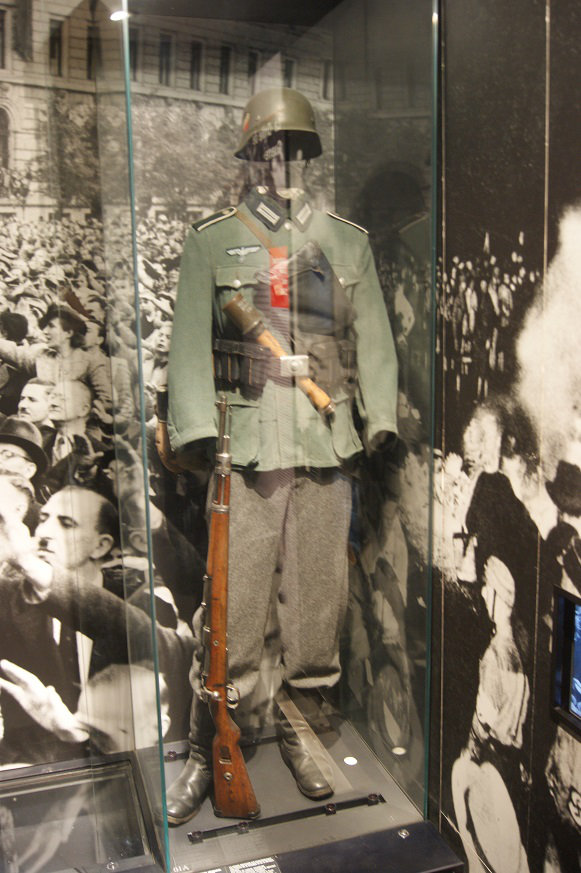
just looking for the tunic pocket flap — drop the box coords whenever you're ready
[216,265,259,289]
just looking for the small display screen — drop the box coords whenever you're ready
[570,603,581,719]
[553,587,581,738]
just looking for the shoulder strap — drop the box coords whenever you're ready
[235,209,273,250]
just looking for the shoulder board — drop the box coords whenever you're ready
[326,211,368,234]
[193,207,237,232]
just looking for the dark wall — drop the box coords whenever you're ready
[433,1,581,871]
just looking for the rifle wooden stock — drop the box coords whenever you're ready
[210,702,259,819]
[204,396,260,820]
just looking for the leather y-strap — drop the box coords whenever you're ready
[235,208,273,250]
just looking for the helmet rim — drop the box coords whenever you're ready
[235,87,322,161]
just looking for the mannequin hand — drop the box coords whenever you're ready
[370,431,398,453]
[176,438,215,473]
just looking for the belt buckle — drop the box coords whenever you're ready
[279,354,309,378]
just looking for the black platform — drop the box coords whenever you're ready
[189,823,462,873]
[277,822,462,873]
[165,719,461,873]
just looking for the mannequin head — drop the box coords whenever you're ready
[244,131,303,193]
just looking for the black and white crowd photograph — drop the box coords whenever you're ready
[433,1,581,871]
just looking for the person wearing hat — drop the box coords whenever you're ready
[0,301,112,426]
[545,459,581,595]
[0,415,48,482]
[546,459,581,520]
[166,88,398,823]
[12,289,49,336]
[0,415,49,531]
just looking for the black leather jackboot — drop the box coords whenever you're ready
[276,688,335,801]
[165,696,214,826]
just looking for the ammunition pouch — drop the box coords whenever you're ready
[213,338,271,391]
[213,335,357,396]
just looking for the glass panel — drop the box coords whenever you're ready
[330,1,435,815]
[0,0,169,869]
[94,3,171,868]
[122,0,434,868]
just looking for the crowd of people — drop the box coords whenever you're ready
[0,210,203,766]
[436,242,540,431]
[431,211,581,873]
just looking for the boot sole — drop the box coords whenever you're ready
[166,806,202,827]
[295,782,334,801]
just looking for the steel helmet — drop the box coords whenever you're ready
[235,87,322,161]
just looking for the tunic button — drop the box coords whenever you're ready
[257,186,267,194]
[232,279,241,289]
[284,220,292,231]
[338,276,346,286]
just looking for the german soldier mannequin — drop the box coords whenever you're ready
[165,88,398,824]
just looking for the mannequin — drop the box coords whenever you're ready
[165,88,398,825]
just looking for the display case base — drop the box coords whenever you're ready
[184,823,462,873]
[165,718,455,873]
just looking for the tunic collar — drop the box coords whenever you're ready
[245,187,314,233]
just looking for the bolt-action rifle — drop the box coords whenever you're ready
[201,394,260,819]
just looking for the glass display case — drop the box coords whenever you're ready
[0,0,457,871]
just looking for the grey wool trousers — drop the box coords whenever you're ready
[194,467,352,701]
